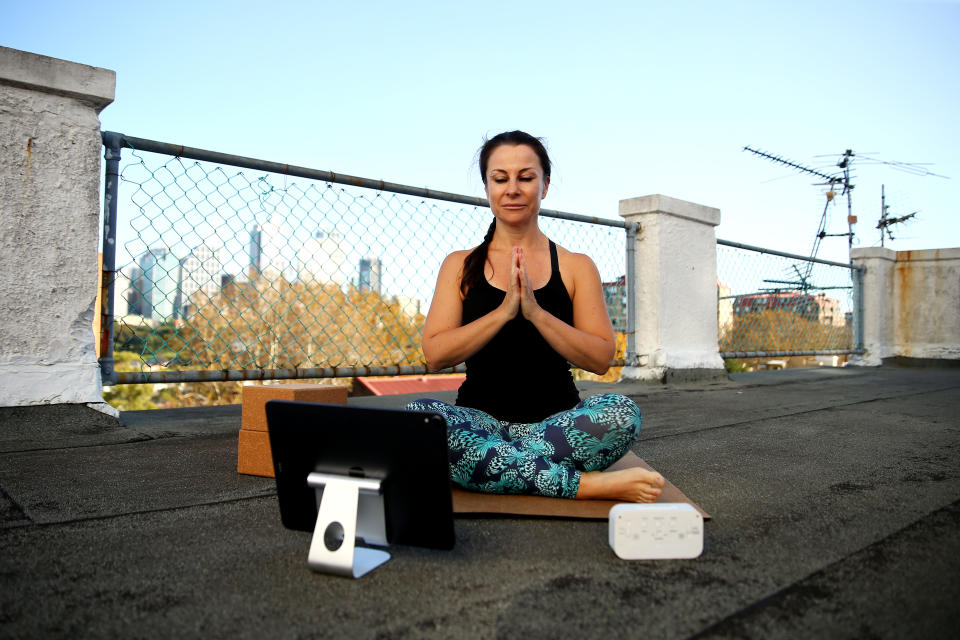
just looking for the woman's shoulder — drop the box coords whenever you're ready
[555,243,601,276]
[439,249,471,272]
[554,243,602,300]
[435,249,473,294]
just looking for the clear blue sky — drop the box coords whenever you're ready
[4,0,958,264]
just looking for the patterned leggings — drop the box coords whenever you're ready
[404,393,641,499]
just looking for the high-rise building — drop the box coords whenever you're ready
[358,257,382,294]
[248,226,262,274]
[298,229,348,287]
[110,270,134,316]
[179,245,223,316]
[126,266,143,316]
[132,248,180,321]
[249,218,288,278]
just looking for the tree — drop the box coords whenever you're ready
[719,308,850,354]
[109,274,428,408]
[165,275,425,371]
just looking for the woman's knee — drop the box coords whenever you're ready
[589,393,642,437]
[405,397,449,412]
[615,393,642,425]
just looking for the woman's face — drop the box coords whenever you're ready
[484,144,549,225]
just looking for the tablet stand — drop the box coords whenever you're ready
[306,472,390,578]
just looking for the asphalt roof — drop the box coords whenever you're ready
[1,364,958,638]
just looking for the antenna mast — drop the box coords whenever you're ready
[876,184,917,246]
[836,149,856,254]
[743,146,854,263]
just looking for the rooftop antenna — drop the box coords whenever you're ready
[825,152,948,247]
[743,145,854,269]
[877,185,917,247]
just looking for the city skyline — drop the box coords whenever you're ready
[121,239,397,323]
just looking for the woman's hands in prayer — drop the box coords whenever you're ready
[502,246,543,322]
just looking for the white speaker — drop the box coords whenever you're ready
[608,503,703,560]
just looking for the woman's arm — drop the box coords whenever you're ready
[421,251,518,372]
[517,249,616,374]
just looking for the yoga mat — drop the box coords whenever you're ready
[451,452,710,520]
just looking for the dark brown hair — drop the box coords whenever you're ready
[460,131,552,297]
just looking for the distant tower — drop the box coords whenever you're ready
[123,267,141,316]
[248,226,262,275]
[133,247,180,321]
[298,229,348,287]
[358,257,382,294]
[179,245,223,316]
[249,218,288,278]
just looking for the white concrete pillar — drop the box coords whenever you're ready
[851,247,960,365]
[618,194,726,382]
[891,248,960,361]
[849,247,897,366]
[0,47,115,409]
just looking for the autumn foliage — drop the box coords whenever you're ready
[720,308,850,354]
[168,275,425,371]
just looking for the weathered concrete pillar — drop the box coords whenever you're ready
[849,248,897,366]
[0,47,115,409]
[891,248,960,361]
[851,247,960,366]
[618,194,727,382]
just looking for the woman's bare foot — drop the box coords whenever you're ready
[575,468,665,502]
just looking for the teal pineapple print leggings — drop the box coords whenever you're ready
[405,393,641,499]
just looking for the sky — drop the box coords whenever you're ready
[3,0,959,267]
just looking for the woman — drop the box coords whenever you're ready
[407,130,664,503]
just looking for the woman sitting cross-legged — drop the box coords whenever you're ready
[406,130,664,503]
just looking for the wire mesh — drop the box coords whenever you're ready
[716,241,859,360]
[107,144,628,383]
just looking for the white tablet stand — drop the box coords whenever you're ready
[306,472,390,578]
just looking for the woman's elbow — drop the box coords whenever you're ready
[423,349,440,373]
[576,353,613,376]
[588,342,616,375]
[586,360,612,376]
[422,342,447,373]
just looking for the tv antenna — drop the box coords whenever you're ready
[877,185,918,247]
[817,151,948,246]
[743,146,855,270]
[759,264,852,296]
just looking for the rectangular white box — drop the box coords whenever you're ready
[609,503,703,560]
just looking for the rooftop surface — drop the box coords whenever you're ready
[2,365,958,638]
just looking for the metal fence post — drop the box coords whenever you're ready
[853,265,865,353]
[98,131,123,385]
[624,222,639,367]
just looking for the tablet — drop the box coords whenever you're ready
[266,400,455,550]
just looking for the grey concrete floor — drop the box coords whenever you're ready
[1,365,958,639]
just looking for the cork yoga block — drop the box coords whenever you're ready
[241,384,348,431]
[238,384,348,477]
[237,428,275,477]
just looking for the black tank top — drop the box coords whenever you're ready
[456,240,581,422]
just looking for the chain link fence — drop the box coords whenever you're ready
[716,239,863,363]
[99,133,631,385]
